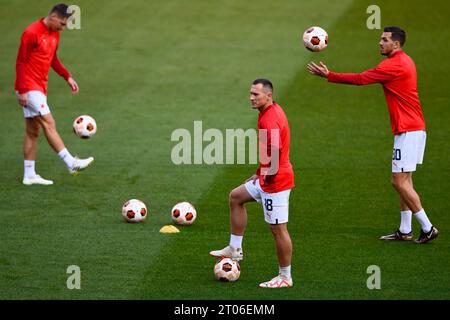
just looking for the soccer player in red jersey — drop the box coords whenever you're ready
[307,26,438,244]
[15,3,93,185]
[210,79,296,288]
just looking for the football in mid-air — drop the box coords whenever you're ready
[214,258,241,282]
[73,115,97,139]
[303,26,328,52]
[171,202,196,225]
[122,199,147,223]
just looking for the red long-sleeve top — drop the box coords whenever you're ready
[256,102,295,193]
[15,18,70,95]
[327,50,425,135]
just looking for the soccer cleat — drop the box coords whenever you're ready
[259,274,293,288]
[69,157,94,175]
[23,174,53,186]
[414,226,439,244]
[209,245,243,261]
[379,229,413,241]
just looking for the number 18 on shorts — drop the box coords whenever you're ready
[245,179,291,224]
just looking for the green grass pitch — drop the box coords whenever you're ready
[0,0,449,300]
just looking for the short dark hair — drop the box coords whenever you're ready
[384,26,406,47]
[253,78,273,93]
[50,3,72,18]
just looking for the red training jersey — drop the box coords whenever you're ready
[256,102,295,193]
[327,50,425,135]
[15,18,70,95]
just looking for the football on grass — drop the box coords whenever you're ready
[214,257,240,282]
[73,115,97,139]
[171,202,196,225]
[122,199,147,223]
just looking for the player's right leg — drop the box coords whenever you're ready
[258,189,293,288]
[209,183,257,261]
[259,223,293,288]
[399,192,412,235]
[22,117,53,185]
[380,174,415,240]
[24,117,40,161]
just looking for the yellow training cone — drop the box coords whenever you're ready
[159,225,180,233]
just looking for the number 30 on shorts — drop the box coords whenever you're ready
[392,148,401,160]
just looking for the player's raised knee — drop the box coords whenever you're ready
[229,189,239,204]
[229,187,247,205]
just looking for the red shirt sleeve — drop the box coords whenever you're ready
[51,52,71,80]
[16,30,36,94]
[327,60,398,85]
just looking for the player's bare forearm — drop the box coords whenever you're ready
[307,61,329,78]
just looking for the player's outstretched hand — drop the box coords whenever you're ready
[67,77,79,94]
[307,61,329,78]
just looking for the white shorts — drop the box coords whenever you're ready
[392,130,426,173]
[16,91,51,118]
[244,179,291,224]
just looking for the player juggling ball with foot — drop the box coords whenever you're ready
[15,3,94,185]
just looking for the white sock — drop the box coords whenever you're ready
[229,234,243,249]
[58,148,75,168]
[279,265,291,278]
[24,160,36,178]
[399,210,412,234]
[414,209,432,233]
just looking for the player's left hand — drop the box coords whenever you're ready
[263,175,274,184]
[307,61,329,78]
[245,174,259,185]
[67,77,79,94]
